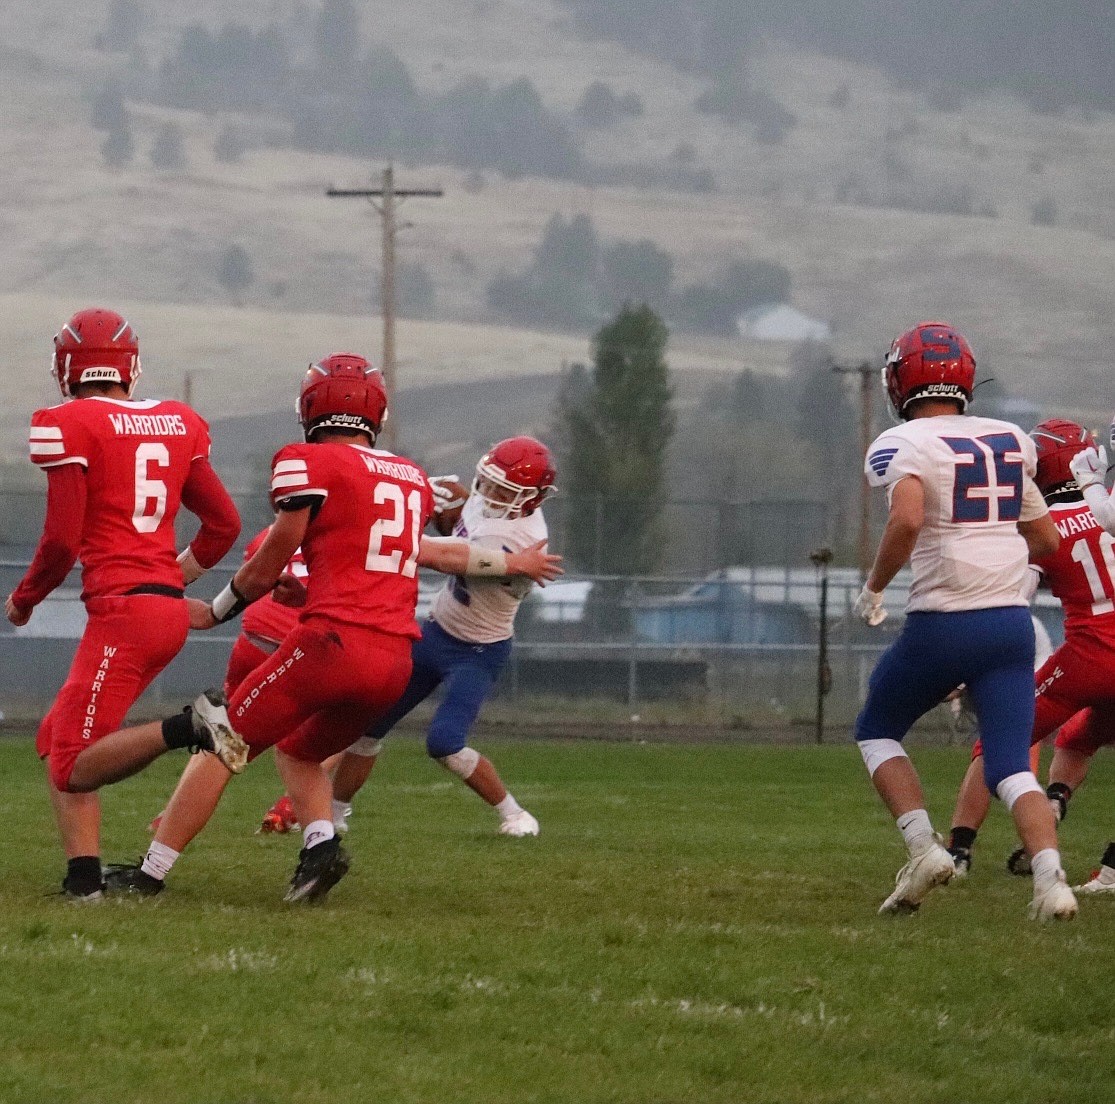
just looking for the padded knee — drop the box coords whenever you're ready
[347,736,384,758]
[437,747,480,780]
[857,738,908,777]
[995,770,1043,810]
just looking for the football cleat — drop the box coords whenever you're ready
[284,838,350,904]
[1074,868,1115,894]
[258,795,298,835]
[498,809,540,837]
[190,689,248,774]
[947,846,971,878]
[1029,872,1078,921]
[103,863,164,897]
[1006,847,1032,877]
[59,874,104,903]
[879,841,955,914]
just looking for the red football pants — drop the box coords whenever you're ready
[971,634,1115,761]
[39,595,190,791]
[226,617,413,764]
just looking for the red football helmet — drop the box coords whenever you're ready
[1031,418,1096,499]
[298,352,388,442]
[884,321,976,420]
[52,307,140,398]
[473,436,557,518]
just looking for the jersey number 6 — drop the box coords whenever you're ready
[133,442,170,534]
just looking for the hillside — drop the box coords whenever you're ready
[0,0,1113,466]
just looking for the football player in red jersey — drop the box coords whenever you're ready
[86,353,561,902]
[142,526,316,840]
[4,307,241,900]
[947,419,1115,879]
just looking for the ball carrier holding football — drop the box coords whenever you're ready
[75,356,560,903]
[275,436,557,839]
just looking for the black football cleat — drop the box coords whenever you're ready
[947,846,972,878]
[103,863,165,897]
[59,874,104,902]
[1006,847,1032,877]
[284,837,350,904]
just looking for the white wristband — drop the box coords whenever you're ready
[211,580,249,623]
[177,547,205,584]
[465,545,508,577]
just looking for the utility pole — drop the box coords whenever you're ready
[831,359,876,578]
[326,165,443,452]
[810,546,833,745]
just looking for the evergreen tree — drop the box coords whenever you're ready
[557,305,674,577]
[101,117,134,169]
[217,244,254,302]
[150,122,186,170]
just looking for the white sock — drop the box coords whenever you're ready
[141,840,180,881]
[1031,847,1062,885]
[495,794,522,819]
[1097,865,1115,885]
[332,799,352,830]
[303,819,335,849]
[896,809,934,854]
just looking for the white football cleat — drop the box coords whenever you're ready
[1074,869,1115,895]
[498,810,539,837]
[1029,873,1078,921]
[191,689,248,774]
[879,841,955,914]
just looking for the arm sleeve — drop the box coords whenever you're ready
[1081,483,1115,535]
[181,458,241,569]
[10,464,86,610]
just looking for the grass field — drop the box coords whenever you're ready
[1,733,1113,1104]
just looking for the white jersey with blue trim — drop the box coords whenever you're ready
[430,494,549,644]
[865,414,1047,613]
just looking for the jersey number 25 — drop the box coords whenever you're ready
[944,433,1023,523]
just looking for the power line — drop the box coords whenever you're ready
[326,165,444,453]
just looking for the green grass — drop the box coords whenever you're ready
[0,734,1112,1104]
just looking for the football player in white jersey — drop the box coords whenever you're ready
[853,321,1075,920]
[324,436,556,837]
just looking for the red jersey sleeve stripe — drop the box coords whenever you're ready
[34,456,88,469]
[29,426,63,440]
[29,442,67,456]
[273,459,309,474]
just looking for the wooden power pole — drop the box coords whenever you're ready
[326,165,443,453]
[831,359,877,578]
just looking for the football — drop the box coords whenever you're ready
[432,478,470,535]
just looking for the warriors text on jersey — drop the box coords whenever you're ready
[24,396,215,600]
[1036,501,1115,635]
[865,414,1048,612]
[269,441,434,637]
[431,494,548,644]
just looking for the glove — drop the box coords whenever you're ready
[429,475,468,516]
[1069,445,1108,489]
[854,585,887,627]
